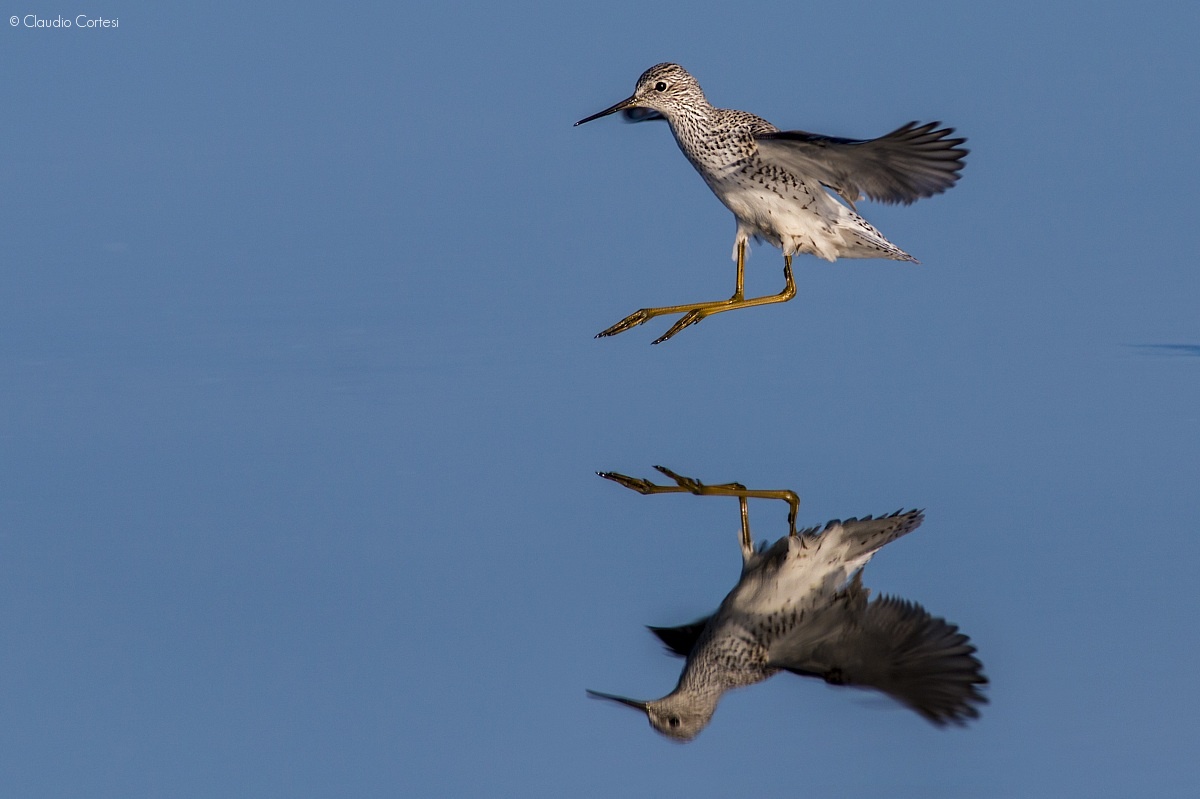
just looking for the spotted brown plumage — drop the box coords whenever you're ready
[577,63,967,344]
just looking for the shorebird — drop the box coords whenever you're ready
[590,467,987,740]
[576,63,967,344]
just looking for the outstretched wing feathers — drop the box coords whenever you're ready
[755,121,967,206]
[766,580,987,726]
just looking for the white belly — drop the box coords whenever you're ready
[711,177,914,263]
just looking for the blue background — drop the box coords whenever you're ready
[2,1,1198,796]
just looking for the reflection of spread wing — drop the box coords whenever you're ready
[647,616,712,658]
[766,577,987,725]
[755,121,967,207]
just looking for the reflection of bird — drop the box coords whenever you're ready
[576,63,967,344]
[591,467,987,741]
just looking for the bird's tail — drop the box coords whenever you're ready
[833,206,919,262]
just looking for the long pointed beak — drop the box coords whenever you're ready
[586,689,649,711]
[575,95,638,126]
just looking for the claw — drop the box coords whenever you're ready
[652,465,683,481]
[652,309,707,344]
[654,465,701,492]
[597,471,658,494]
[597,309,652,338]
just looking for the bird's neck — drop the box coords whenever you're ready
[665,104,716,152]
[667,106,759,177]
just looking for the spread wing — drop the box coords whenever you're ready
[755,121,967,207]
[766,578,987,725]
[647,616,713,658]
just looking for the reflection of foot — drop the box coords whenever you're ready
[597,466,799,537]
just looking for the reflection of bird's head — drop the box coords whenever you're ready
[587,689,716,742]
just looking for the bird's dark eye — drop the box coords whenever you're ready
[668,716,681,728]
[654,81,668,92]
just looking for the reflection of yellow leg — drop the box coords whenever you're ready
[598,466,801,555]
[597,242,797,344]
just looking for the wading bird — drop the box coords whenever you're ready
[576,64,967,344]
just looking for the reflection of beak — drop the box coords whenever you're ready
[586,689,649,711]
[574,95,639,126]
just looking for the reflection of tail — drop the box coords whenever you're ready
[800,509,925,565]
[767,574,988,726]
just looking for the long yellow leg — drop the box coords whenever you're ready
[598,466,801,554]
[738,496,752,556]
[596,242,797,344]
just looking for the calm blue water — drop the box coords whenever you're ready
[2,2,1198,796]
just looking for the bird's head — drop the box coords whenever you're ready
[575,63,707,127]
